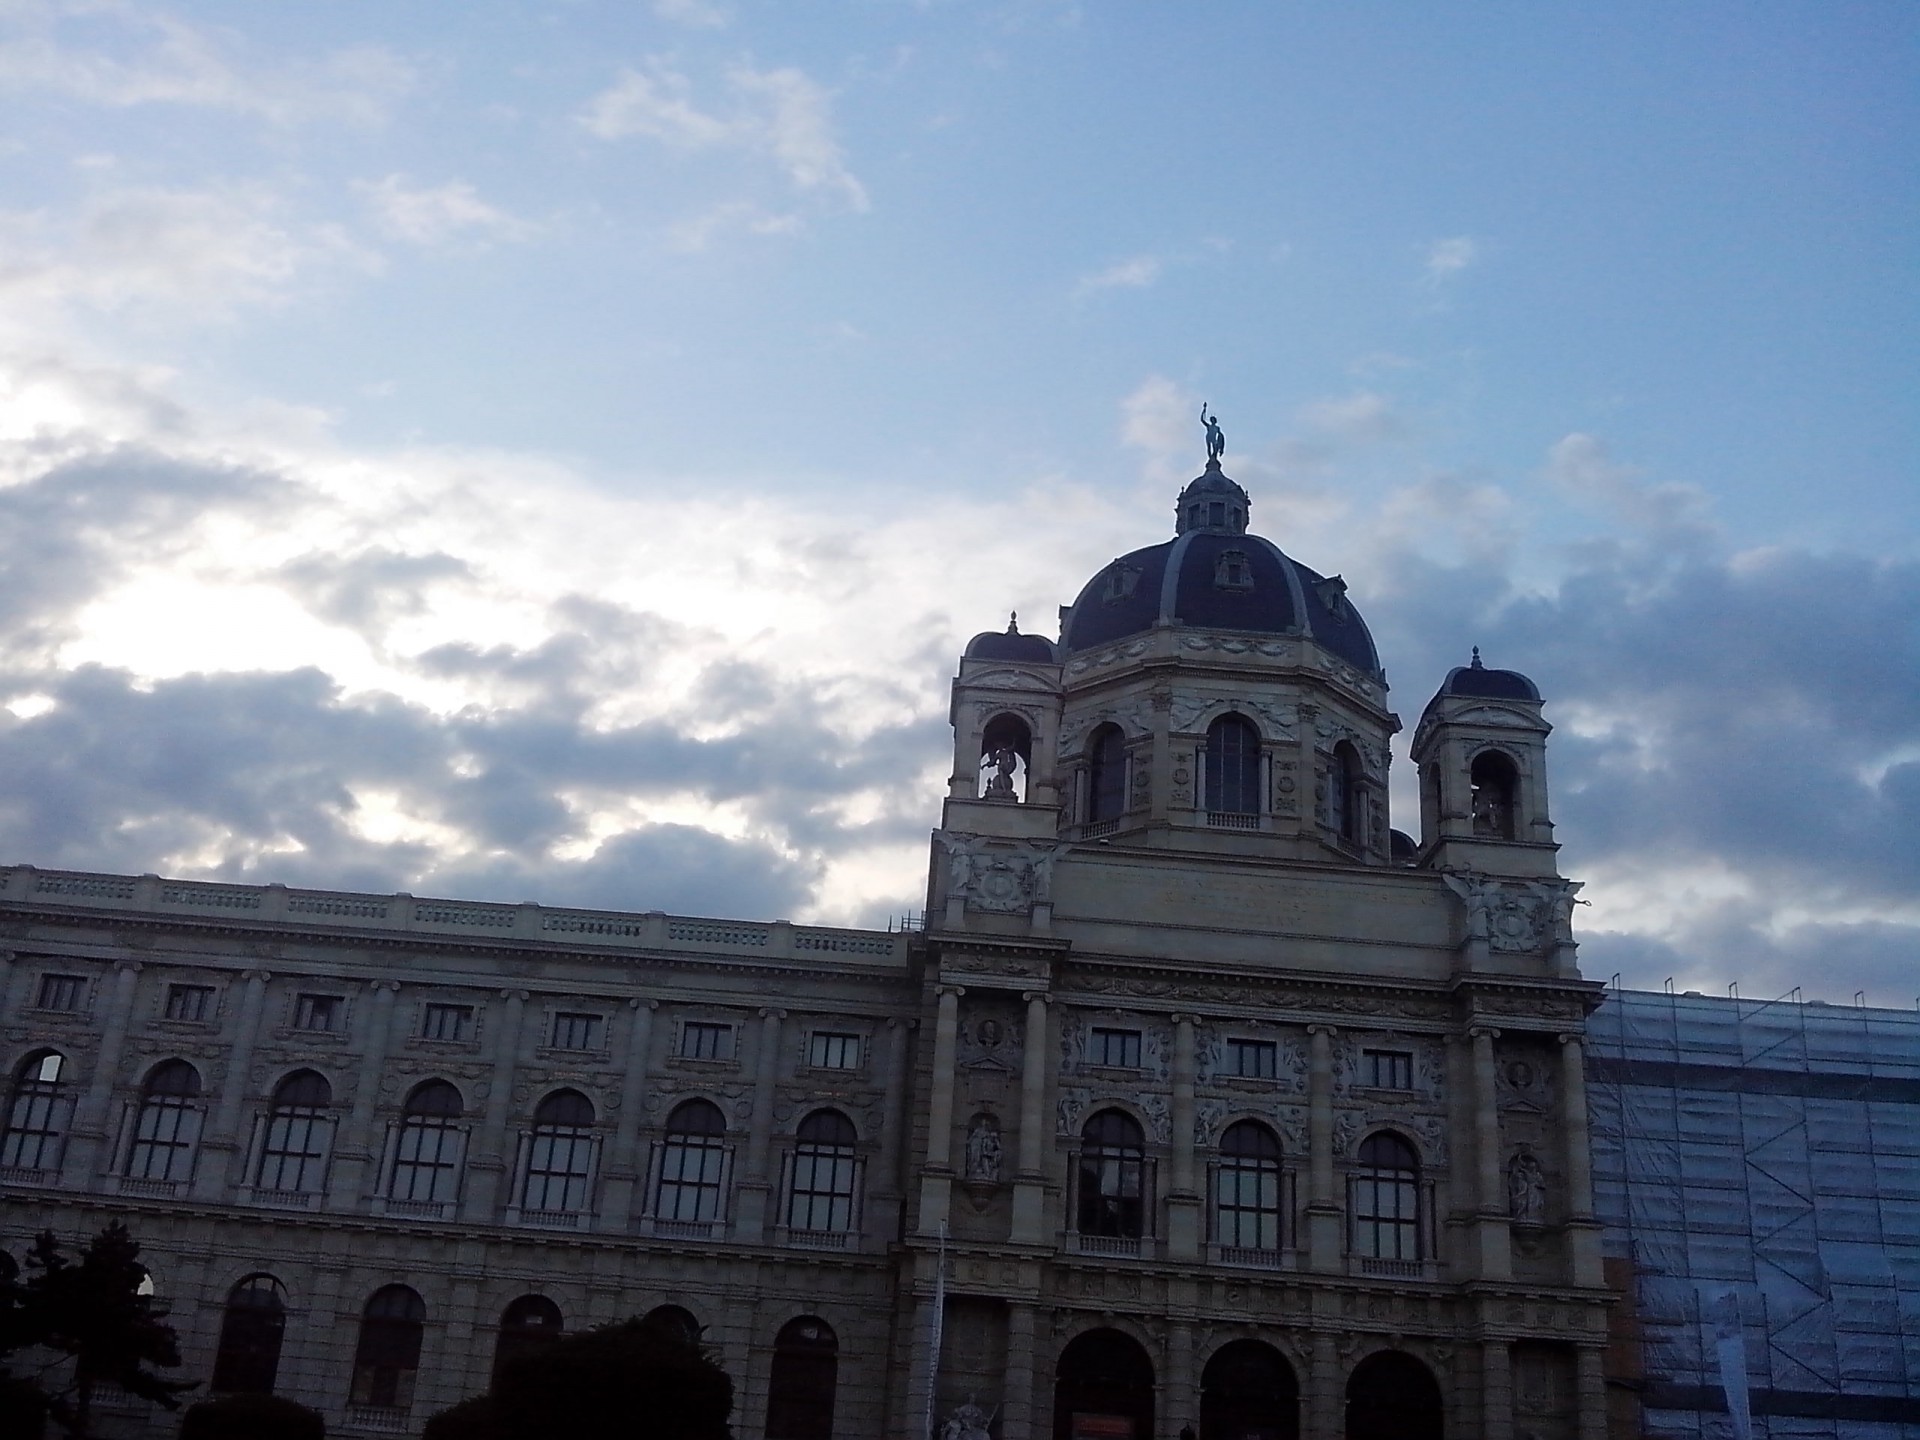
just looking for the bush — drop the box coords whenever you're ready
[493,1315,732,1440]
[0,1376,48,1440]
[422,1394,505,1440]
[178,1391,325,1440]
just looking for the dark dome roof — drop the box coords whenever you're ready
[965,616,1057,664]
[1434,648,1540,701]
[1059,528,1383,678]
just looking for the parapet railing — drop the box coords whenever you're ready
[0,866,906,963]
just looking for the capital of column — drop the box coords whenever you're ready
[498,988,530,1002]
[113,959,145,976]
[629,996,659,1011]
[1307,1022,1338,1039]
[1557,1031,1586,1050]
[367,978,399,995]
[935,984,966,1001]
[243,969,272,984]
[1470,1024,1502,1043]
[758,1006,787,1021]
[1021,990,1049,1006]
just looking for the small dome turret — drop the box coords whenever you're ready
[964,612,1056,664]
[1174,461,1252,536]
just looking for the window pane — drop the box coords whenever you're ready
[808,1032,859,1069]
[165,985,213,1022]
[681,1022,731,1060]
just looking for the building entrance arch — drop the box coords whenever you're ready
[1200,1337,1299,1440]
[1053,1327,1154,1440]
[1345,1350,1443,1440]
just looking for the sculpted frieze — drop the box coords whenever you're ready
[1443,873,1582,956]
[965,669,1055,692]
[941,833,1060,914]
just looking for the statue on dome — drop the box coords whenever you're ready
[1200,404,1225,464]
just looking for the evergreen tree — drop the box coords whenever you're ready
[9,1223,196,1437]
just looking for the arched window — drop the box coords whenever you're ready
[389,1080,464,1206]
[492,1294,563,1384]
[764,1316,837,1440]
[1352,1132,1421,1261]
[978,713,1032,803]
[1470,750,1519,839]
[1054,1328,1155,1440]
[1205,714,1261,815]
[655,1098,728,1223]
[125,1059,202,1183]
[1330,742,1363,845]
[257,1070,332,1194]
[1215,1120,1284,1252]
[1202,1338,1299,1440]
[351,1285,425,1410]
[787,1109,858,1233]
[1077,1109,1146,1239]
[1087,724,1127,824]
[523,1090,596,1214]
[211,1274,287,1394]
[1344,1349,1444,1440]
[643,1304,701,1343]
[2,1050,71,1172]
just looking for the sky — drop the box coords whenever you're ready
[0,0,1915,1004]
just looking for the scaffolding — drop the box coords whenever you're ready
[1589,984,1920,1438]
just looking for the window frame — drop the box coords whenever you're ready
[256,1071,334,1195]
[1227,1037,1278,1079]
[806,1031,861,1070]
[35,973,85,1012]
[1362,1048,1414,1091]
[1075,1108,1149,1239]
[1,1050,72,1172]
[1089,1026,1143,1070]
[653,1098,730,1224]
[211,1274,287,1395]
[1204,713,1263,815]
[388,1081,466,1206]
[163,983,215,1023]
[1351,1131,1422,1261]
[785,1109,860,1234]
[1214,1119,1285,1252]
[678,1020,734,1062]
[521,1090,597,1215]
[350,1285,426,1411]
[124,1060,203,1184]
[292,992,343,1033]
[548,1010,603,1052]
[419,1003,473,1044]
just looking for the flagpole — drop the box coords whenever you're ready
[924,1221,948,1438]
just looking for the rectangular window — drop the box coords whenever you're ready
[550,1012,601,1051]
[1364,1050,1414,1091]
[680,1021,732,1061]
[420,1004,473,1043]
[294,993,342,1032]
[808,1032,861,1070]
[1089,1027,1142,1069]
[1228,1038,1277,1078]
[36,974,84,1011]
[164,984,213,1022]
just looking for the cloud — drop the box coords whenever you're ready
[1073,254,1161,298]
[356,176,538,248]
[1297,390,1406,444]
[1423,235,1478,282]
[1542,432,1710,540]
[0,3,413,125]
[579,60,868,213]
[0,182,376,330]
[2,356,1914,984]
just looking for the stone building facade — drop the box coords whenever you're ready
[2,458,1611,1439]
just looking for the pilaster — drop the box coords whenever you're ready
[1306,1023,1341,1268]
[1472,1025,1513,1281]
[1167,1013,1200,1261]
[66,959,141,1185]
[1012,990,1050,1243]
[735,1006,786,1238]
[917,985,963,1236]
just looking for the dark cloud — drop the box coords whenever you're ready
[0,446,294,664]
[277,547,473,635]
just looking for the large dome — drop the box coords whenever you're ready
[1059,465,1383,679]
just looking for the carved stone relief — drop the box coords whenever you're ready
[1443,873,1583,956]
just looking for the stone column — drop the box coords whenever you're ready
[735,1006,786,1238]
[66,959,142,1184]
[1471,1026,1512,1281]
[599,997,658,1225]
[918,985,963,1236]
[1481,1338,1513,1440]
[1559,1032,1605,1286]
[1166,1320,1196,1438]
[876,1016,914,1234]
[1001,1301,1038,1440]
[1306,1024,1341,1268]
[464,988,528,1220]
[194,969,268,1200]
[0,952,35,1022]
[332,979,399,1206]
[1308,1331,1341,1440]
[1167,1014,1201,1260]
[1575,1343,1607,1440]
[1012,990,1050,1243]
